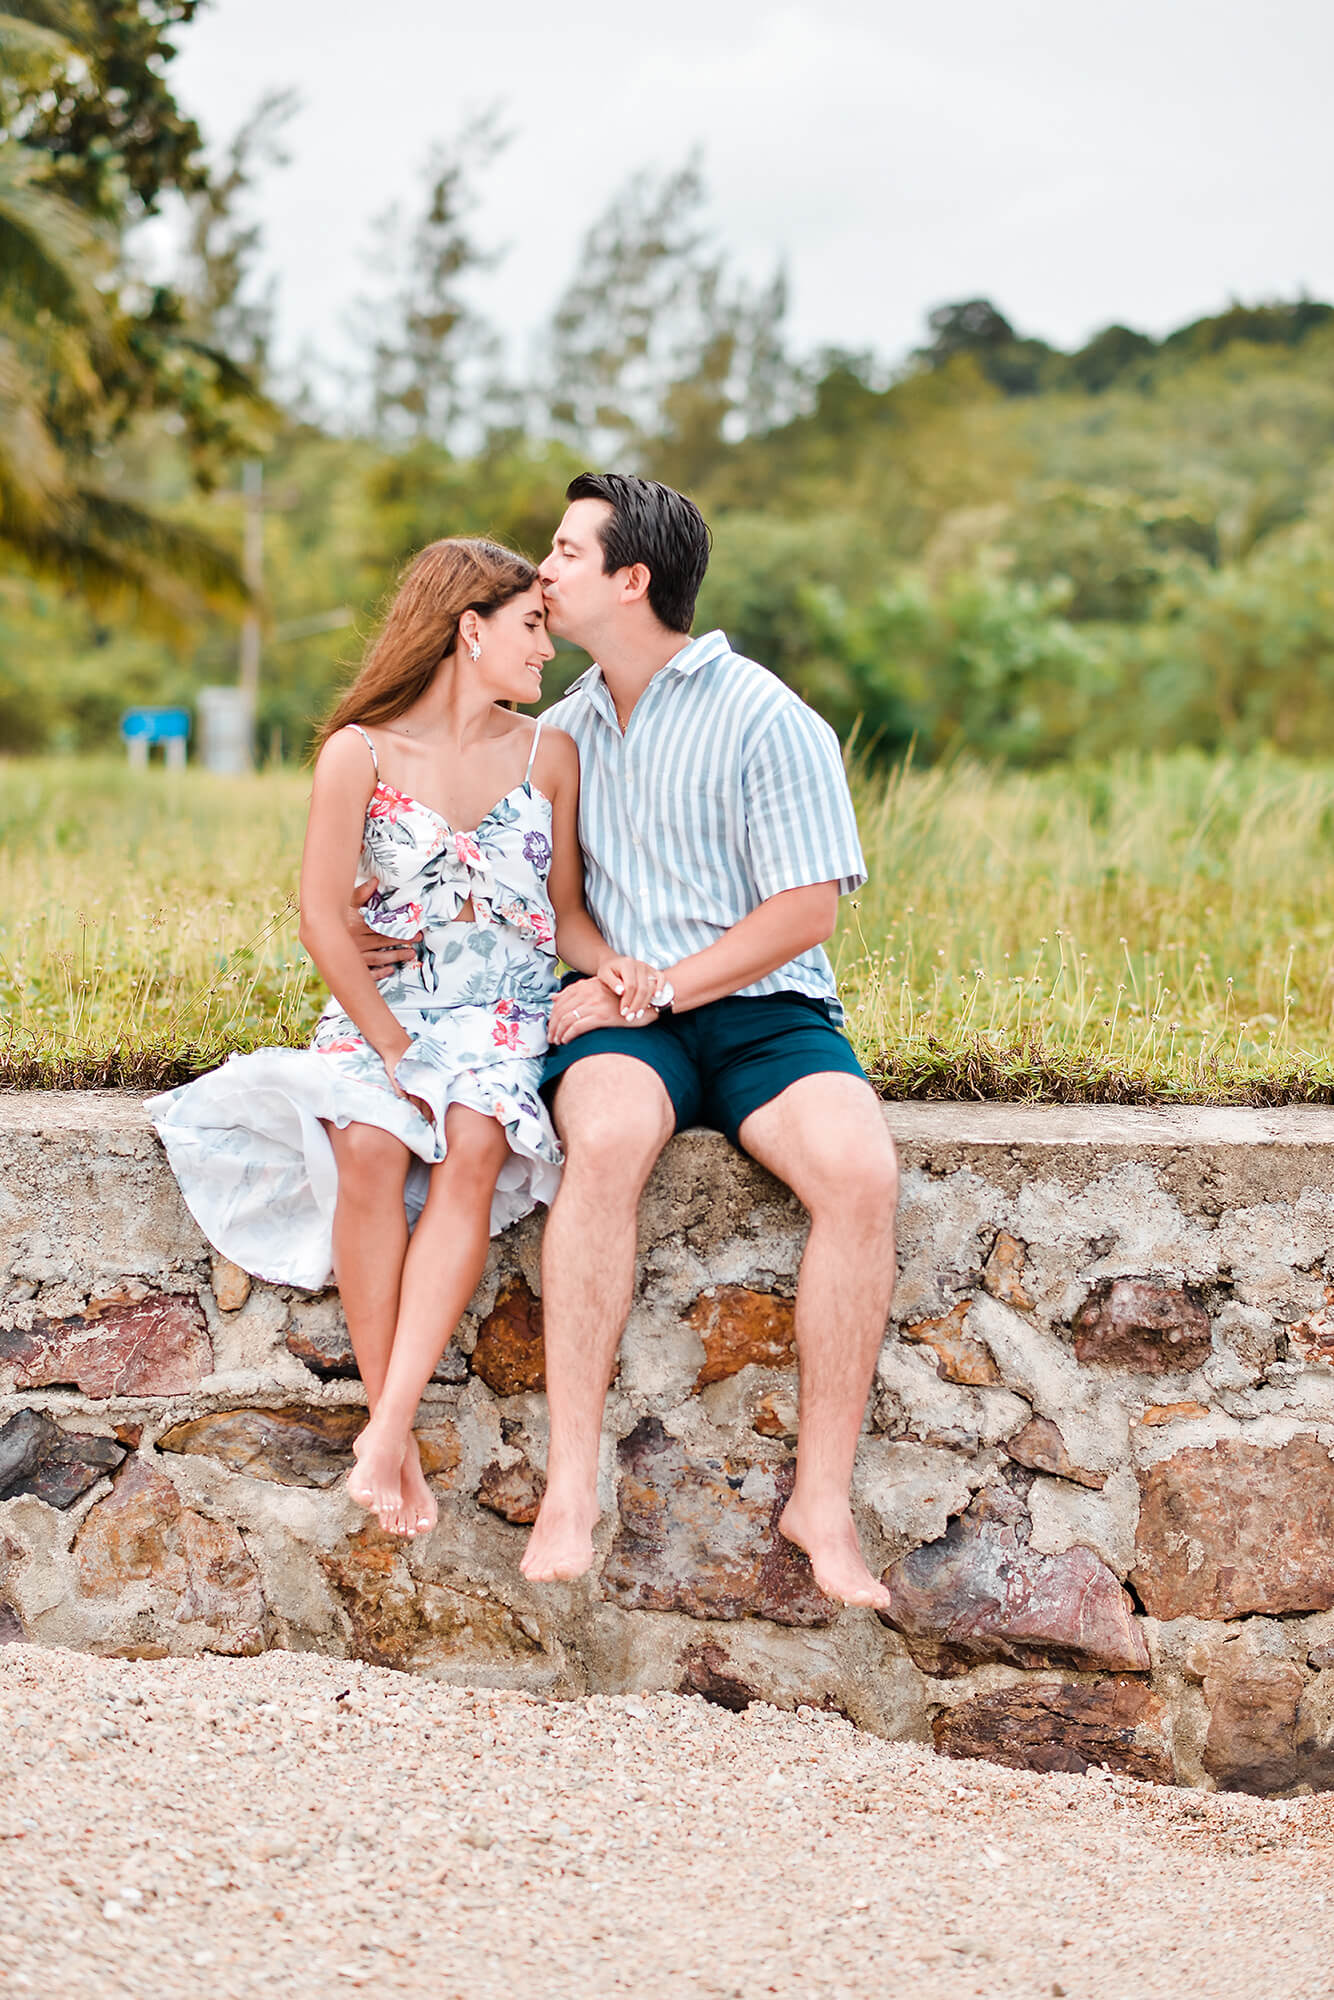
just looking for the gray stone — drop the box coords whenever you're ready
[0,1408,125,1508]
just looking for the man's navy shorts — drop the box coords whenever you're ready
[540,978,869,1148]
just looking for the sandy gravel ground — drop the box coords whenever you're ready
[2,1644,1331,2000]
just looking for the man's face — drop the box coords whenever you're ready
[538,500,620,646]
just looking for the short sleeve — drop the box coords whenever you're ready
[742,700,867,900]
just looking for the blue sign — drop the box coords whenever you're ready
[121,707,190,743]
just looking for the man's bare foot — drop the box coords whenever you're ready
[520,1492,599,1582]
[400,1435,437,1536]
[777,1497,892,1610]
[348,1419,410,1536]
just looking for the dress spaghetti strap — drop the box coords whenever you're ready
[524,715,544,784]
[345,721,378,776]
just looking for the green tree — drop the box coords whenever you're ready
[547,158,796,482]
[0,0,267,626]
[353,113,506,448]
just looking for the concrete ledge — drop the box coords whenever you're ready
[6,1092,1334,1793]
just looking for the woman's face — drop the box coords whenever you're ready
[472,584,554,704]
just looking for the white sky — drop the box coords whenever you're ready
[167,0,1334,382]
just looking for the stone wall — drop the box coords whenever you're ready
[6,1092,1334,1794]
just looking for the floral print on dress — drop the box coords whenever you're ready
[148,769,563,1291]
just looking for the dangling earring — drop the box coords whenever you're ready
[469,640,481,662]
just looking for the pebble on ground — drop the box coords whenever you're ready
[3,1644,1332,1999]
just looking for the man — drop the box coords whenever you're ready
[523,474,897,1608]
[355,474,898,1607]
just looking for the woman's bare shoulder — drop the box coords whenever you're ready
[532,722,579,791]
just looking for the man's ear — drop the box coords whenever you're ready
[618,562,653,607]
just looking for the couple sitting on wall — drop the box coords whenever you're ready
[151,473,900,1609]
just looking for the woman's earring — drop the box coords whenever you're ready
[469,641,481,662]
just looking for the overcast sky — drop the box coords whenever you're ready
[166,0,1334,384]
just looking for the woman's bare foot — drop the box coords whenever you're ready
[520,1491,600,1582]
[400,1435,437,1536]
[777,1496,891,1610]
[348,1419,411,1536]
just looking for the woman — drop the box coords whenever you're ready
[150,539,658,1539]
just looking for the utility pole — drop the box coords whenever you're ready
[237,458,264,767]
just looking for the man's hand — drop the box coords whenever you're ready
[549,977,658,1045]
[347,879,419,984]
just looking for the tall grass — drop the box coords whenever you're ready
[5,750,1334,1098]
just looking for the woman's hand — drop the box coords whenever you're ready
[596,955,663,1022]
[379,1037,434,1127]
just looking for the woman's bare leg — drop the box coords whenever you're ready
[325,1119,417,1532]
[351,1105,509,1533]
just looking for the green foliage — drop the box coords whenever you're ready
[0,0,269,628]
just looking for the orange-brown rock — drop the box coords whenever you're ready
[209,1255,251,1313]
[1071,1278,1211,1373]
[1137,1401,1211,1427]
[477,1455,545,1524]
[1004,1415,1106,1490]
[158,1406,363,1487]
[72,1458,265,1654]
[0,1293,211,1398]
[1202,1655,1308,1795]
[602,1417,831,1627]
[752,1391,799,1440]
[470,1279,546,1396]
[880,1482,1148,1678]
[900,1300,1000,1387]
[415,1422,463,1488]
[1132,1435,1334,1620]
[935,1679,1174,1782]
[687,1286,796,1389]
[319,1528,540,1670]
[983,1232,1034,1313]
[1288,1290,1334,1364]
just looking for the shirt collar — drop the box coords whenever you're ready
[575,629,730,720]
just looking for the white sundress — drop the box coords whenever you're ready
[148,721,563,1290]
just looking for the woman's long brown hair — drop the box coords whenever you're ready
[316,537,538,750]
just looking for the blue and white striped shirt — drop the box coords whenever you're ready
[543,629,866,1018]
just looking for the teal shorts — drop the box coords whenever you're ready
[540,982,869,1149]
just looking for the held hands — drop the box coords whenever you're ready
[547,958,666,1046]
[597,955,662,1021]
[348,879,419,983]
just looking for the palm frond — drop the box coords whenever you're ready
[0,2,93,46]
[0,333,66,531]
[0,483,252,639]
[0,143,115,337]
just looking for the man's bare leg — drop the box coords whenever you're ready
[521,1057,675,1582]
[351,1105,509,1537]
[737,1072,898,1609]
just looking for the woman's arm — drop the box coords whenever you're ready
[539,727,659,1017]
[297,730,413,1074]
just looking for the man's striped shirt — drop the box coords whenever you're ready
[542,628,866,1018]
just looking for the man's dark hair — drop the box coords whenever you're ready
[565,472,712,634]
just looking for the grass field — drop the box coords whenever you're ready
[6,751,1334,1099]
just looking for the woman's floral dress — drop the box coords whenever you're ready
[148,723,562,1289]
